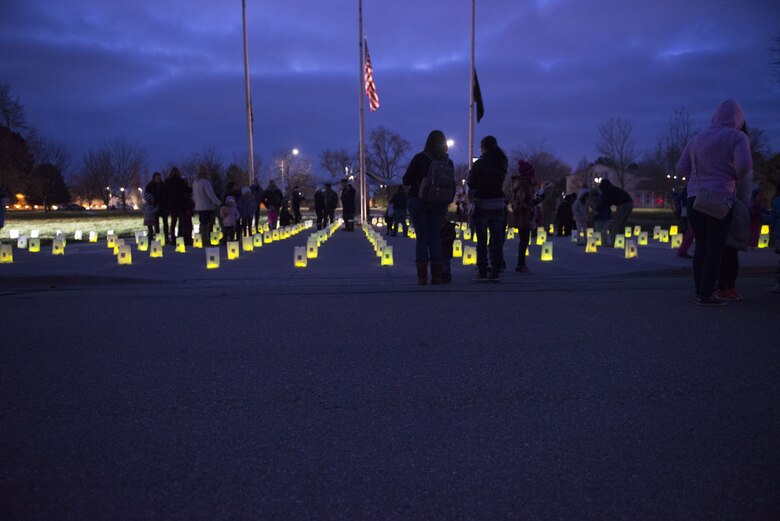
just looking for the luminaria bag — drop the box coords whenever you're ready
[419,153,456,204]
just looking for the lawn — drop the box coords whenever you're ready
[2,211,148,240]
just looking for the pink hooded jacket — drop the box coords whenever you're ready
[676,99,752,199]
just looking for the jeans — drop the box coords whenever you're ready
[408,197,448,263]
[687,197,733,299]
[198,210,215,238]
[516,222,532,266]
[392,210,408,236]
[718,246,739,290]
[473,208,506,273]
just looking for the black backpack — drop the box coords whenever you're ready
[419,153,456,204]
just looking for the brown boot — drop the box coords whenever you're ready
[430,262,443,285]
[416,262,428,285]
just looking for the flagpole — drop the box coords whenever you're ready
[468,0,475,167]
[242,0,255,186]
[358,0,367,224]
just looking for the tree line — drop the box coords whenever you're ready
[1,81,778,210]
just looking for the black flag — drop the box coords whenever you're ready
[474,69,484,123]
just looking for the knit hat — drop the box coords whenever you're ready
[517,160,536,181]
[226,196,236,205]
[241,186,250,195]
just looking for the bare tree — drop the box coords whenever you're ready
[0,82,26,132]
[510,140,572,184]
[320,148,355,179]
[108,138,146,209]
[595,117,637,189]
[648,108,694,178]
[79,147,114,206]
[366,126,411,182]
[26,128,71,174]
[771,34,780,83]
[271,149,312,193]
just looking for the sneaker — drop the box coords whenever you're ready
[514,265,531,273]
[695,296,727,306]
[728,289,743,301]
[715,289,740,302]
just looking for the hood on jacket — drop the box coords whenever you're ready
[710,99,745,130]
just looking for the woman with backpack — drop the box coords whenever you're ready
[402,130,455,285]
[467,135,508,282]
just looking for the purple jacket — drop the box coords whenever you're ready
[676,99,752,199]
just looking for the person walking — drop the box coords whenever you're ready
[313,186,325,230]
[402,130,455,285]
[340,179,356,231]
[467,135,508,282]
[165,167,190,244]
[676,99,752,306]
[323,183,338,226]
[145,172,168,241]
[509,160,541,270]
[389,186,408,237]
[596,179,633,246]
[192,166,221,239]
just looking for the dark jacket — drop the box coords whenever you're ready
[389,190,408,211]
[263,187,283,209]
[323,188,339,212]
[341,184,356,213]
[402,152,453,199]
[314,189,325,211]
[596,180,632,212]
[165,175,190,214]
[291,190,304,211]
[250,183,264,206]
[467,153,507,200]
[145,180,167,214]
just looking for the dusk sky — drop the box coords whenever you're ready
[2,0,779,179]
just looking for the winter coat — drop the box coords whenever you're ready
[341,185,356,213]
[238,193,256,220]
[572,197,589,225]
[263,187,283,210]
[402,151,453,199]
[467,153,507,200]
[192,178,221,212]
[389,190,408,212]
[165,175,190,214]
[596,180,632,212]
[677,99,752,199]
[220,204,239,227]
[145,180,167,214]
[314,190,325,211]
[323,188,339,212]
[508,176,538,228]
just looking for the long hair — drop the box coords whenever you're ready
[479,135,508,166]
[424,130,448,158]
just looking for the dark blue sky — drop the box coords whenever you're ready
[1,0,779,178]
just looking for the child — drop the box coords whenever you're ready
[440,215,457,283]
[219,196,240,243]
[142,192,157,240]
[279,201,292,227]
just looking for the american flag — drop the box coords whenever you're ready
[364,38,380,112]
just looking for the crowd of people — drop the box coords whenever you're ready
[140,168,359,246]
[396,109,780,297]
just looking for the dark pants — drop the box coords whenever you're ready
[343,210,355,231]
[516,222,532,267]
[169,210,183,241]
[315,209,324,230]
[155,212,169,240]
[687,197,734,299]
[408,197,448,264]
[180,212,193,245]
[324,209,335,227]
[238,218,251,237]
[293,206,302,224]
[473,208,506,274]
[391,210,408,236]
[254,206,261,232]
[718,246,739,290]
[198,210,215,239]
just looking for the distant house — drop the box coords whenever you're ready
[565,164,666,208]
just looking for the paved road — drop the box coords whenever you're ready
[1,228,779,520]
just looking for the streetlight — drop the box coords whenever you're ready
[446,139,455,148]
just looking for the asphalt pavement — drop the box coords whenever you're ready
[1,223,779,520]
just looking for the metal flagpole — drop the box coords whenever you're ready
[468,0,475,166]
[242,0,256,186]
[358,0,367,225]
